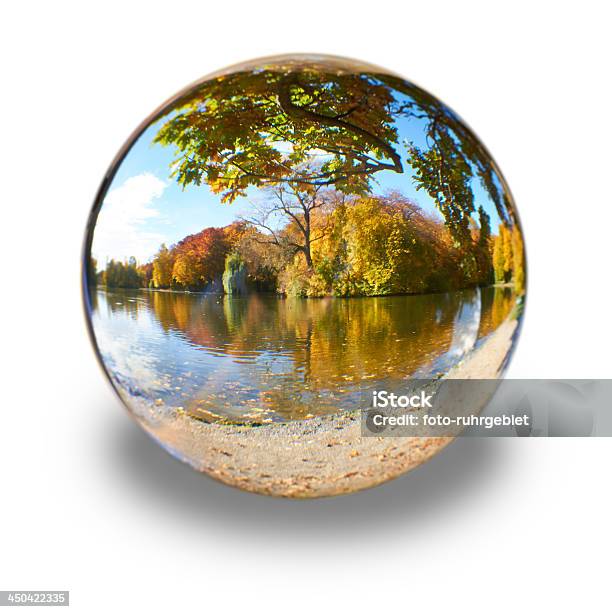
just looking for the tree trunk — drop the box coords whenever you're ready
[302,210,313,269]
[303,244,313,268]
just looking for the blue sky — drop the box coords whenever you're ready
[91,105,503,267]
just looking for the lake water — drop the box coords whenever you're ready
[89,287,515,423]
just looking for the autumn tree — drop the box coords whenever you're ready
[103,257,142,288]
[407,127,475,247]
[382,73,517,228]
[502,224,513,280]
[274,193,463,297]
[152,244,175,288]
[492,224,515,284]
[222,252,247,295]
[223,220,249,248]
[475,206,493,285]
[87,257,98,288]
[233,225,287,291]
[477,206,491,248]
[172,227,229,289]
[138,262,153,288]
[241,176,338,269]
[335,195,464,295]
[512,226,526,295]
[153,64,403,202]
[492,233,505,284]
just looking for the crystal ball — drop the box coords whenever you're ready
[83,54,526,497]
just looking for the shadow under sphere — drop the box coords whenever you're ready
[110,410,509,540]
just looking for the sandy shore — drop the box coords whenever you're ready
[131,317,518,498]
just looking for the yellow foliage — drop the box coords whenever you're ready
[512,225,526,296]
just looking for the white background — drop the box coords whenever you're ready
[1,1,610,610]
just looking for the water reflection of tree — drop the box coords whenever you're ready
[478,287,514,339]
[95,287,516,421]
[101,290,146,320]
[145,290,510,400]
[87,284,98,313]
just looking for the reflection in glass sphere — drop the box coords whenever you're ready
[83,54,526,497]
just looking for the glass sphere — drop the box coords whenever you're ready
[83,54,526,497]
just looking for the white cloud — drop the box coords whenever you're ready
[92,172,167,266]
